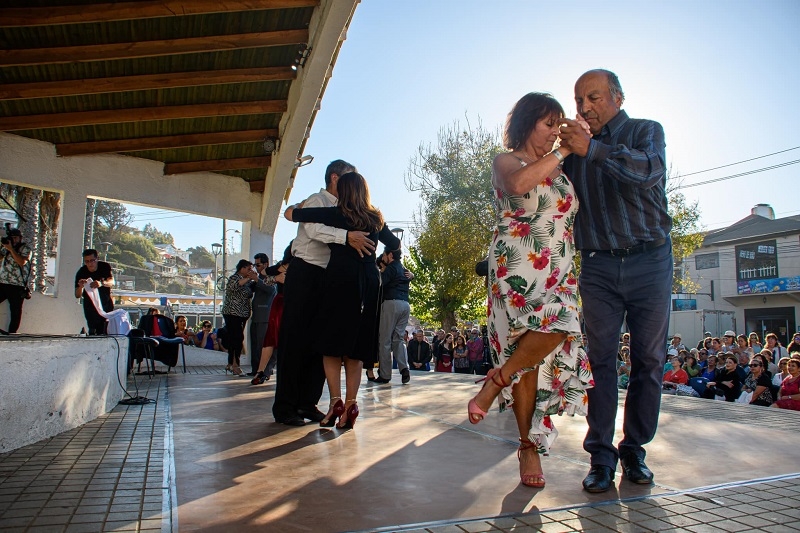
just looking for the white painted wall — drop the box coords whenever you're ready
[0,132,275,334]
[0,336,128,452]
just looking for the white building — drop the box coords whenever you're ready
[679,204,800,346]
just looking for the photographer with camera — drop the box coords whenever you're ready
[0,227,31,334]
[75,249,115,335]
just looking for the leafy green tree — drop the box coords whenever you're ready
[114,233,160,262]
[141,223,174,245]
[93,200,133,240]
[669,192,704,293]
[404,119,503,328]
[187,246,215,268]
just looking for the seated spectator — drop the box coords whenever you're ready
[765,333,788,366]
[704,354,741,401]
[736,334,754,358]
[748,332,763,352]
[708,337,722,356]
[173,315,196,345]
[663,356,674,376]
[195,320,218,350]
[696,348,709,370]
[683,353,701,379]
[773,357,791,388]
[667,334,685,356]
[700,355,718,381]
[618,346,631,389]
[786,332,800,355]
[663,355,688,391]
[772,357,800,411]
[760,348,779,376]
[742,354,774,406]
[735,352,750,382]
[215,326,228,352]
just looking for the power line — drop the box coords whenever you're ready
[675,160,800,190]
[677,146,800,177]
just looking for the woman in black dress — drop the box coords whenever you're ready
[285,172,400,428]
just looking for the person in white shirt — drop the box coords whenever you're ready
[271,159,375,427]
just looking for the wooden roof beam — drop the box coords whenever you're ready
[0,0,320,27]
[56,129,278,157]
[250,180,266,193]
[164,156,271,175]
[0,67,296,100]
[0,29,309,67]
[0,100,287,131]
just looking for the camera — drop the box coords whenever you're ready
[1,223,20,245]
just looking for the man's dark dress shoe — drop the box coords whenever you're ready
[297,408,326,423]
[373,377,390,384]
[582,465,615,493]
[620,453,654,484]
[401,368,410,384]
[278,416,306,426]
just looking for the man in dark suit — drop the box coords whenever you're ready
[407,330,432,372]
[248,253,277,376]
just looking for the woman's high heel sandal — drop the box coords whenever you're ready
[320,397,344,427]
[225,364,232,374]
[337,399,359,429]
[518,438,546,488]
[467,368,510,424]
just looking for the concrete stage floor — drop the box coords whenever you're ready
[1,366,799,532]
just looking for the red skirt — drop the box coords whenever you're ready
[262,293,284,348]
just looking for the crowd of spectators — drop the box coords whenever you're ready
[617,330,800,410]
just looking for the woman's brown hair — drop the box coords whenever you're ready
[337,172,383,232]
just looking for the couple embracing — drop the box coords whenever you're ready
[469,69,673,493]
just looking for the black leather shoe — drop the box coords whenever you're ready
[401,368,410,384]
[582,465,615,493]
[373,377,390,384]
[297,408,325,423]
[278,416,306,427]
[620,453,654,484]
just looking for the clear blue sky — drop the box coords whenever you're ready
[126,0,800,260]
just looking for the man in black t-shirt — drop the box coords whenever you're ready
[75,249,114,335]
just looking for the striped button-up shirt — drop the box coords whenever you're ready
[563,110,671,251]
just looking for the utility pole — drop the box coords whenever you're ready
[221,219,227,289]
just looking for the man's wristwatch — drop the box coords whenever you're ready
[552,149,564,162]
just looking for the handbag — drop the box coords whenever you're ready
[675,383,699,397]
[735,390,753,404]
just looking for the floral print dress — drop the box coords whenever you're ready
[487,159,594,454]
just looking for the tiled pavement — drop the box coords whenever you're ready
[1,367,798,532]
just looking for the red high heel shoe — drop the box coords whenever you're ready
[467,368,509,424]
[320,398,345,427]
[518,438,546,488]
[336,399,359,429]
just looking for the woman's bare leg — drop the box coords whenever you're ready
[472,330,566,414]
[337,357,363,427]
[342,357,363,402]
[511,370,544,483]
[257,346,273,373]
[321,356,343,421]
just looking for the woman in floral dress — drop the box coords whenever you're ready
[468,92,593,488]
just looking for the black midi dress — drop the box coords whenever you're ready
[291,207,400,362]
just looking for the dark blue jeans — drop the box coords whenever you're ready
[579,240,673,469]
